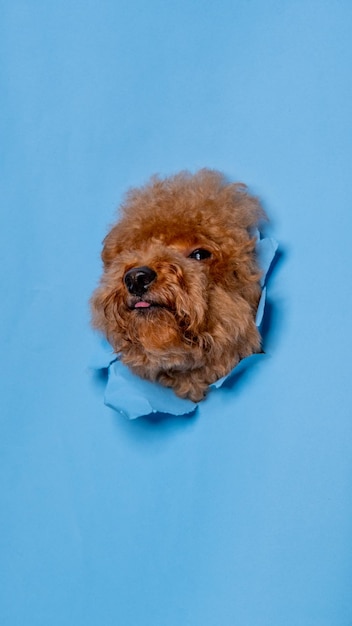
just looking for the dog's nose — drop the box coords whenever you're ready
[124,266,157,296]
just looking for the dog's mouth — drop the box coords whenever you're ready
[134,300,153,309]
[128,298,174,313]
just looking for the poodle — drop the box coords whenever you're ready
[91,169,266,402]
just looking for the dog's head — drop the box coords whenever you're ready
[91,169,265,374]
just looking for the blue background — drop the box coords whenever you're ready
[1,1,351,624]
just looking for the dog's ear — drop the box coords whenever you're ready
[194,170,266,233]
[227,183,267,232]
[101,225,122,267]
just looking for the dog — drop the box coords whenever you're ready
[91,169,266,402]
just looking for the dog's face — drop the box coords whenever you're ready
[91,170,264,400]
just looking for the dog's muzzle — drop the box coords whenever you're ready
[124,266,157,296]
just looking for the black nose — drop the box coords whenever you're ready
[124,266,157,296]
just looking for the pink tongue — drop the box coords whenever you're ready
[135,301,151,308]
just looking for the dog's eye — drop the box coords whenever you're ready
[188,248,212,261]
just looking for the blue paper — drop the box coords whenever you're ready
[91,235,278,418]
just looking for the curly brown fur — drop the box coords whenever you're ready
[91,169,266,402]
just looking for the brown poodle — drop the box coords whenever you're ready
[91,169,266,402]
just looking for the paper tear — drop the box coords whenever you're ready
[105,360,197,420]
[90,234,278,419]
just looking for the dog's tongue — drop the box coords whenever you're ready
[135,301,151,308]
